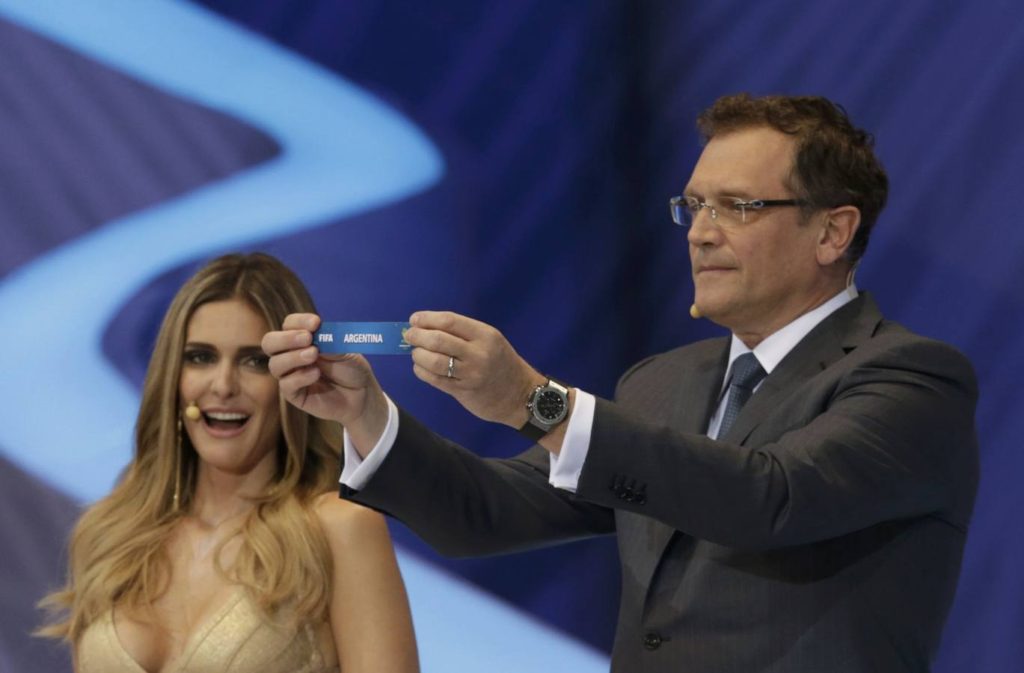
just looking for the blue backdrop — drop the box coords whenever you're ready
[1,1,1021,671]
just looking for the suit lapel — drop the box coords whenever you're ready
[673,338,730,434]
[722,293,883,444]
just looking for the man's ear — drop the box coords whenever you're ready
[816,205,861,266]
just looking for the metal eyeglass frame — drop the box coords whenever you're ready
[669,195,808,227]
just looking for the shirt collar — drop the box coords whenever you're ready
[724,285,858,385]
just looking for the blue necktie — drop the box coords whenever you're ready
[718,352,767,437]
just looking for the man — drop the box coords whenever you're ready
[264,94,978,671]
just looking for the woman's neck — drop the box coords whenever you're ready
[189,461,274,527]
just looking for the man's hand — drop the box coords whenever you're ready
[404,311,545,429]
[262,313,389,457]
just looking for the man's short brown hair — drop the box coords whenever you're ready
[697,93,888,263]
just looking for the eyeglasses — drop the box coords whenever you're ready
[669,195,808,228]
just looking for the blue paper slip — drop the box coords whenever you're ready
[314,322,412,355]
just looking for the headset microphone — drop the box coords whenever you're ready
[689,304,702,319]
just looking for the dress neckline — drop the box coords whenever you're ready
[109,586,246,673]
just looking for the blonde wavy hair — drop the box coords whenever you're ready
[40,253,342,643]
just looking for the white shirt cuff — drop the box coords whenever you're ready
[339,394,399,491]
[548,389,596,493]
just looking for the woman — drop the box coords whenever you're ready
[40,253,418,673]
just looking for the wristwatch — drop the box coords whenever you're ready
[519,378,570,442]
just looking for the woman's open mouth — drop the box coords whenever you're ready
[201,411,251,437]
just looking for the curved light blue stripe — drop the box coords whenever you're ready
[0,0,443,501]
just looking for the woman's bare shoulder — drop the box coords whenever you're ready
[311,492,388,545]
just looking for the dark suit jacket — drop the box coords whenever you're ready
[342,294,979,672]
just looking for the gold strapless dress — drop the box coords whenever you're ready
[77,589,339,673]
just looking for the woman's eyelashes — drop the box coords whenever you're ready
[183,346,270,372]
[183,347,216,366]
[241,353,270,372]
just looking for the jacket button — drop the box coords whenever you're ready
[643,632,662,650]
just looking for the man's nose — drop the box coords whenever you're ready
[687,208,720,247]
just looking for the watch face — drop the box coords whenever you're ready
[535,389,567,422]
